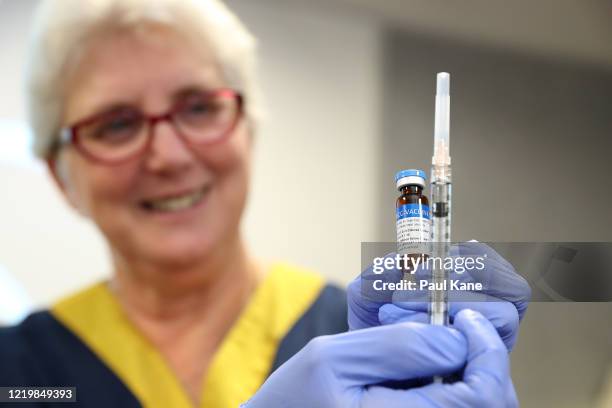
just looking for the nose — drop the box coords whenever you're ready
[145,119,195,174]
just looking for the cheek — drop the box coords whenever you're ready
[198,124,251,189]
[198,126,251,223]
[66,155,138,219]
[202,123,251,171]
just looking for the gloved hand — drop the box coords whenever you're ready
[242,309,516,408]
[349,242,531,351]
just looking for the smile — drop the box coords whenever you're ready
[141,185,210,213]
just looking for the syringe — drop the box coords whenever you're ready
[430,72,452,331]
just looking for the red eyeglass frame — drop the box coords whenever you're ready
[54,88,244,166]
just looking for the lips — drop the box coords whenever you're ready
[141,185,210,212]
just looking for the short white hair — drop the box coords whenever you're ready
[26,0,262,159]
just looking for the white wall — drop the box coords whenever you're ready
[229,0,383,283]
[0,0,111,308]
[0,0,383,309]
[0,161,111,308]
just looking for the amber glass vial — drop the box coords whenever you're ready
[395,169,431,274]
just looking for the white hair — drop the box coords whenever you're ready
[26,0,262,159]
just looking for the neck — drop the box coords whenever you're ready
[109,234,259,323]
[108,235,262,405]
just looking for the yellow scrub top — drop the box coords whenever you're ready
[0,263,348,408]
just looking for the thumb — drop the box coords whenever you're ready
[378,304,428,325]
[360,310,510,408]
[325,323,467,386]
[452,309,509,391]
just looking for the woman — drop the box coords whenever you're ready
[3,0,347,406]
[0,0,529,407]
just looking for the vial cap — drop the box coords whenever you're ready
[395,169,426,189]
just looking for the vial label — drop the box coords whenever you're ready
[396,203,431,254]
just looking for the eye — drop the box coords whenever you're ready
[104,116,134,132]
[88,109,143,144]
[181,95,220,116]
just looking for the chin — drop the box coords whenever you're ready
[141,235,216,268]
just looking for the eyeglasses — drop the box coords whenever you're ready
[56,88,243,165]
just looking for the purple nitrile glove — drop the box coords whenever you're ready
[242,310,517,408]
[348,242,531,351]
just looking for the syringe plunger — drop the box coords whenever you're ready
[433,72,451,166]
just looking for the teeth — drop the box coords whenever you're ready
[147,188,206,212]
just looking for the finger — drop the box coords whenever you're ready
[363,309,511,408]
[449,309,509,402]
[348,253,403,330]
[378,304,427,325]
[386,295,520,351]
[452,242,531,321]
[316,322,467,385]
[361,379,511,408]
[506,377,519,408]
[392,244,530,324]
[361,385,444,408]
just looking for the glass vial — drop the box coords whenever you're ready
[395,169,431,275]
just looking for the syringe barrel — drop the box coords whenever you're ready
[430,164,452,238]
[429,165,452,327]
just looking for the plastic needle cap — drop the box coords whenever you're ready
[433,72,450,166]
[436,72,450,96]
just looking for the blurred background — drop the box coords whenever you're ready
[1,0,611,406]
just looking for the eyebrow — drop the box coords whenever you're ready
[171,85,218,101]
[70,84,220,126]
[65,103,137,129]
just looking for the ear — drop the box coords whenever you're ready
[46,155,86,215]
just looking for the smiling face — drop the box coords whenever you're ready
[55,25,251,270]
